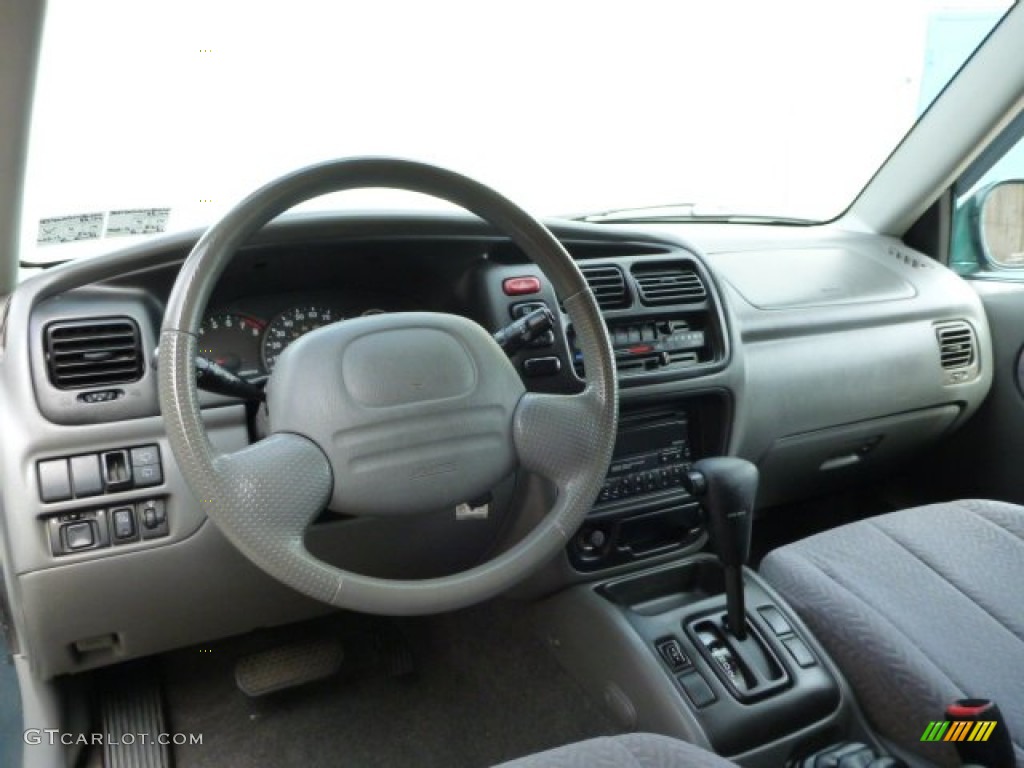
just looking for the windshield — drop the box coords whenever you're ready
[20,0,1012,264]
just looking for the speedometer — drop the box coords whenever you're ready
[198,313,266,378]
[261,306,341,372]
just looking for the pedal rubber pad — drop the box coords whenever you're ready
[99,664,171,768]
[234,637,344,697]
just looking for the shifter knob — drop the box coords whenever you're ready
[685,457,758,567]
[684,457,758,639]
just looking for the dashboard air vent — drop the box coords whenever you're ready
[935,322,976,370]
[632,263,707,305]
[580,265,629,310]
[45,318,143,390]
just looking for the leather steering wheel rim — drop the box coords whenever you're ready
[158,157,617,615]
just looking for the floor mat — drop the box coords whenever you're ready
[163,599,616,768]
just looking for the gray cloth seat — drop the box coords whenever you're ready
[493,734,739,768]
[760,499,1024,768]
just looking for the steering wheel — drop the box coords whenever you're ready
[158,157,617,615]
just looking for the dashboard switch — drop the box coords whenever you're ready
[69,454,103,497]
[783,636,816,668]
[523,356,561,377]
[758,605,792,636]
[130,445,160,467]
[38,459,72,502]
[139,499,169,539]
[102,450,132,491]
[677,670,716,709]
[133,463,163,488]
[657,639,691,671]
[64,521,95,550]
[111,507,137,542]
[502,276,541,296]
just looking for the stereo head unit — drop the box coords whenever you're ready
[597,412,693,504]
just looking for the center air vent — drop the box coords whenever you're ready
[45,318,144,390]
[936,321,977,370]
[632,263,707,305]
[580,265,629,310]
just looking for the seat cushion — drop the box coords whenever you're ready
[492,734,738,768]
[760,499,1024,767]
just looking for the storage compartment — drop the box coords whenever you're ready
[756,405,961,508]
[598,558,724,615]
[570,503,704,572]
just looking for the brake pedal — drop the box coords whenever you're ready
[234,637,344,697]
[97,662,171,768]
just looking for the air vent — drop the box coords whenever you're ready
[45,318,143,390]
[632,263,707,305]
[936,322,976,370]
[580,265,629,310]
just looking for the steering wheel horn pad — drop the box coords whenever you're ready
[266,311,525,517]
[158,157,617,615]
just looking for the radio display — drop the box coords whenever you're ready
[613,417,689,460]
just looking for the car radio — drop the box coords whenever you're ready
[596,411,693,505]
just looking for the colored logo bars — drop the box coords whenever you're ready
[921,721,997,742]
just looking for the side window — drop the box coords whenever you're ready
[951,122,1024,275]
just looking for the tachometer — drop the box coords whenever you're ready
[261,306,341,371]
[198,313,266,378]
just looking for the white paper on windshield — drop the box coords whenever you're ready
[37,213,105,245]
[106,208,171,237]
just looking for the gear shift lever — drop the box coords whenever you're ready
[684,457,758,640]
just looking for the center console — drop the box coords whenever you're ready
[537,454,888,767]
[534,558,872,766]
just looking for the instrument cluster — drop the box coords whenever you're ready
[198,300,388,379]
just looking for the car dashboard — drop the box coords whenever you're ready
[0,211,993,679]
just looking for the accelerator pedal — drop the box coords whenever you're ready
[97,662,171,768]
[234,637,344,697]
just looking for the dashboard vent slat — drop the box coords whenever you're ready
[632,263,707,305]
[579,265,629,310]
[45,318,143,390]
[935,322,977,370]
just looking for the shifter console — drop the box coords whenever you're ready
[688,612,788,702]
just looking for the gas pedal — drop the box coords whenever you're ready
[234,637,344,697]
[97,662,171,768]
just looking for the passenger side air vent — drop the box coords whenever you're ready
[580,265,629,310]
[936,322,976,370]
[632,263,707,305]
[45,318,144,390]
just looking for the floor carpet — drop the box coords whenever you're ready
[163,599,617,768]
[0,626,22,768]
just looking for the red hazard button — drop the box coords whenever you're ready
[502,276,541,296]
